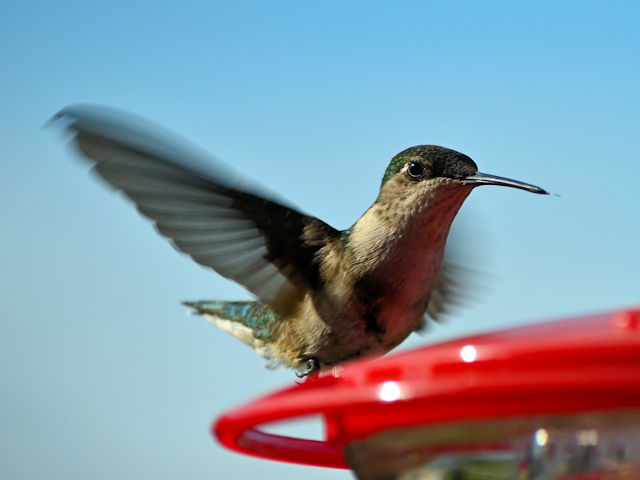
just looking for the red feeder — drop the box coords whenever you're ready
[214,308,640,479]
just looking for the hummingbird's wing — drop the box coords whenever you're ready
[417,263,485,331]
[423,264,475,323]
[52,105,339,315]
[416,217,488,331]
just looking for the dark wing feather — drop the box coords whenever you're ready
[415,263,485,332]
[417,222,488,332]
[53,105,339,314]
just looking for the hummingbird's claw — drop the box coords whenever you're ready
[295,357,320,378]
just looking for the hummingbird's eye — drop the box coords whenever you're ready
[407,161,425,179]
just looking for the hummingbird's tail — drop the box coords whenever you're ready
[183,300,282,368]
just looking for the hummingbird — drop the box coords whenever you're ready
[53,105,548,376]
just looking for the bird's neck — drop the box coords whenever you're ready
[346,186,472,277]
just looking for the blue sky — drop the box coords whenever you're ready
[2,2,639,479]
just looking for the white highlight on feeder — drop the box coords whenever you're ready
[460,344,477,363]
[535,428,549,446]
[578,429,598,446]
[379,381,401,402]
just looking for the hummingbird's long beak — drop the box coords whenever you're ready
[463,172,548,194]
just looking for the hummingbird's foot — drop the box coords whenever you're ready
[295,357,320,378]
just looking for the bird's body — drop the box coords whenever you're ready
[187,180,467,370]
[54,105,547,375]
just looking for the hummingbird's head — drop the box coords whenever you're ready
[347,146,546,270]
[378,145,547,208]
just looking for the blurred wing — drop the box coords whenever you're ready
[53,105,339,314]
[417,262,487,332]
[416,213,490,332]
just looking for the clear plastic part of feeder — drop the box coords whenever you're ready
[344,411,640,480]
